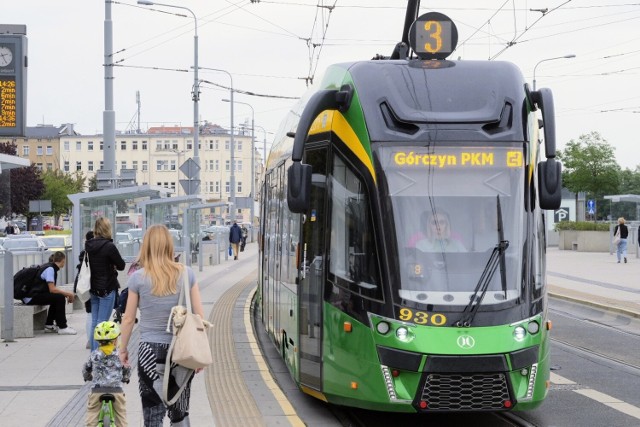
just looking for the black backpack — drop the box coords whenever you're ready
[13,264,51,299]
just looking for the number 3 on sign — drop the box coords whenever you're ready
[423,21,442,53]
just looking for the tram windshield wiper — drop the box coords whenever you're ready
[456,195,509,327]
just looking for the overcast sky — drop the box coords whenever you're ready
[4,1,640,169]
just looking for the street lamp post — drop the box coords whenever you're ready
[223,98,254,227]
[198,69,235,222]
[137,0,200,194]
[533,54,576,90]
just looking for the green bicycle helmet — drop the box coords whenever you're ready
[94,321,121,342]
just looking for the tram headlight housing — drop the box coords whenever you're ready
[376,321,391,335]
[396,326,414,342]
[513,326,527,341]
[527,321,540,334]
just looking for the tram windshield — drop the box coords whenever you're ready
[377,144,525,308]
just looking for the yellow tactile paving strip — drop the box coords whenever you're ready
[205,271,265,427]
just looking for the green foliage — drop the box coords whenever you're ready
[553,221,611,231]
[41,170,85,222]
[557,131,620,199]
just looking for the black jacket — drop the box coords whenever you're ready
[85,237,126,294]
[614,224,629,239]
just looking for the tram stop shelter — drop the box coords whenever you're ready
[67,185,173,265]
[1,154,31,341]
[137,194,203,261]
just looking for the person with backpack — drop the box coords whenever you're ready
[86,217,126,351]
[20,251,77,335]
[229,221,242,260]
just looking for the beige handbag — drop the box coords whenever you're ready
[168,272,212,369]
[163,271,212,405]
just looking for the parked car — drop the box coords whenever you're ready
[126,228,144,243]
[2,235,47,252]
[41,235,72,251]
[13,221,27,231]
[115,232,135,257]
[43,223,64,231]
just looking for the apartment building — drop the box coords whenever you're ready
[1,123,263,223]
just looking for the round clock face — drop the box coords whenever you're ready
[0,46,13,67]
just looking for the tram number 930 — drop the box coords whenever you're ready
[398,308,447,326]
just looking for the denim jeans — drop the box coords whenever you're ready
[90,291,117,350]
[616,239,628,262]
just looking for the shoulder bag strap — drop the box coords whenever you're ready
[162,268,193,406]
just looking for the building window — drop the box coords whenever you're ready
[142,140,147,150]
[225,140,229,150]
[63,141,69,151]
[225,160,230,172]
[142,161,148,171]
[215,160,219,172]
[36,163,43,171]
[22,146,29,156]
[206,160,213,171]
[64,161,70,172]
[46,163,53,171]
[37,146,43,155]
[46,146,53,155]
[156,160,169,171]
[163,140,170,150]
[76,141,82,151]
[132,161,138,170]
[208,181,214,192]
[237,160,243,172]
[100,161,104,169]
[170,160,176,171]
[88,141,94,151]
[121,161,127,170]
[215,181,220,193]
[121,141,126,150]
[155,141,162,151]
[187,140,192,150]
[100,141,104,151]
[215,140,219,150]
[237,181,242,193]
[207,140,214,150]
[88,161,94,172]
[132,141,138,150]
[76,161,82,171]
[225,181,230,193]
[237,141,242,151]
[172,140,178,150]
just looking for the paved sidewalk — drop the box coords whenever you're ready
[1,245,638,426]
[546,247,640,318]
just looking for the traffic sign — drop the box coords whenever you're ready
[587,199,595,215]
[180,179,200,195]
[179,158,200,179]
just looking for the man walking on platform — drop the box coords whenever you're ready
[229,221,242,260]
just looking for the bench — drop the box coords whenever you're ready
[0,302,48,338]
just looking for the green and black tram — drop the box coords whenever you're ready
[257,3,561,413]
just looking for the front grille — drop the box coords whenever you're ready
[418,373,511,411]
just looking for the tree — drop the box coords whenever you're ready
[557,132,620,220]
[41,170,86,224]
[0,141,45,221]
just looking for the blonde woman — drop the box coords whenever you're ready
[613,217,629,264]
[119,224,205,426]
[86,217,126,350]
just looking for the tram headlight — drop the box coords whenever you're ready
[376,321,391,335]
[396,326,412,341]
[527,321,540,334]
[513,326,527,341]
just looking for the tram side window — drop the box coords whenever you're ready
[329,156,382,300]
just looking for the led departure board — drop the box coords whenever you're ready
[0,76,17,128]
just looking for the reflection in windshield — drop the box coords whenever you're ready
[378,144,525,308]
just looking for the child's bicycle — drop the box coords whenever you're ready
[96,392,117,427]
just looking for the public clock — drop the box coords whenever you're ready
[0,46,13,67]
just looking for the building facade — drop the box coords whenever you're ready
[1,123,263,224]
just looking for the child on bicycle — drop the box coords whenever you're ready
[83,321,131,426]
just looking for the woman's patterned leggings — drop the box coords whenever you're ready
[137,341,194,427]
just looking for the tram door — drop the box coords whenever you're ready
[298,147,328,390]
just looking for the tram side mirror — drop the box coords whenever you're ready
[287,161,312,213]
[531,88,556,158]
[538,157,562,210]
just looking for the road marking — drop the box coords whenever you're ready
[551,373,640,420]
[244,288,305,427]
